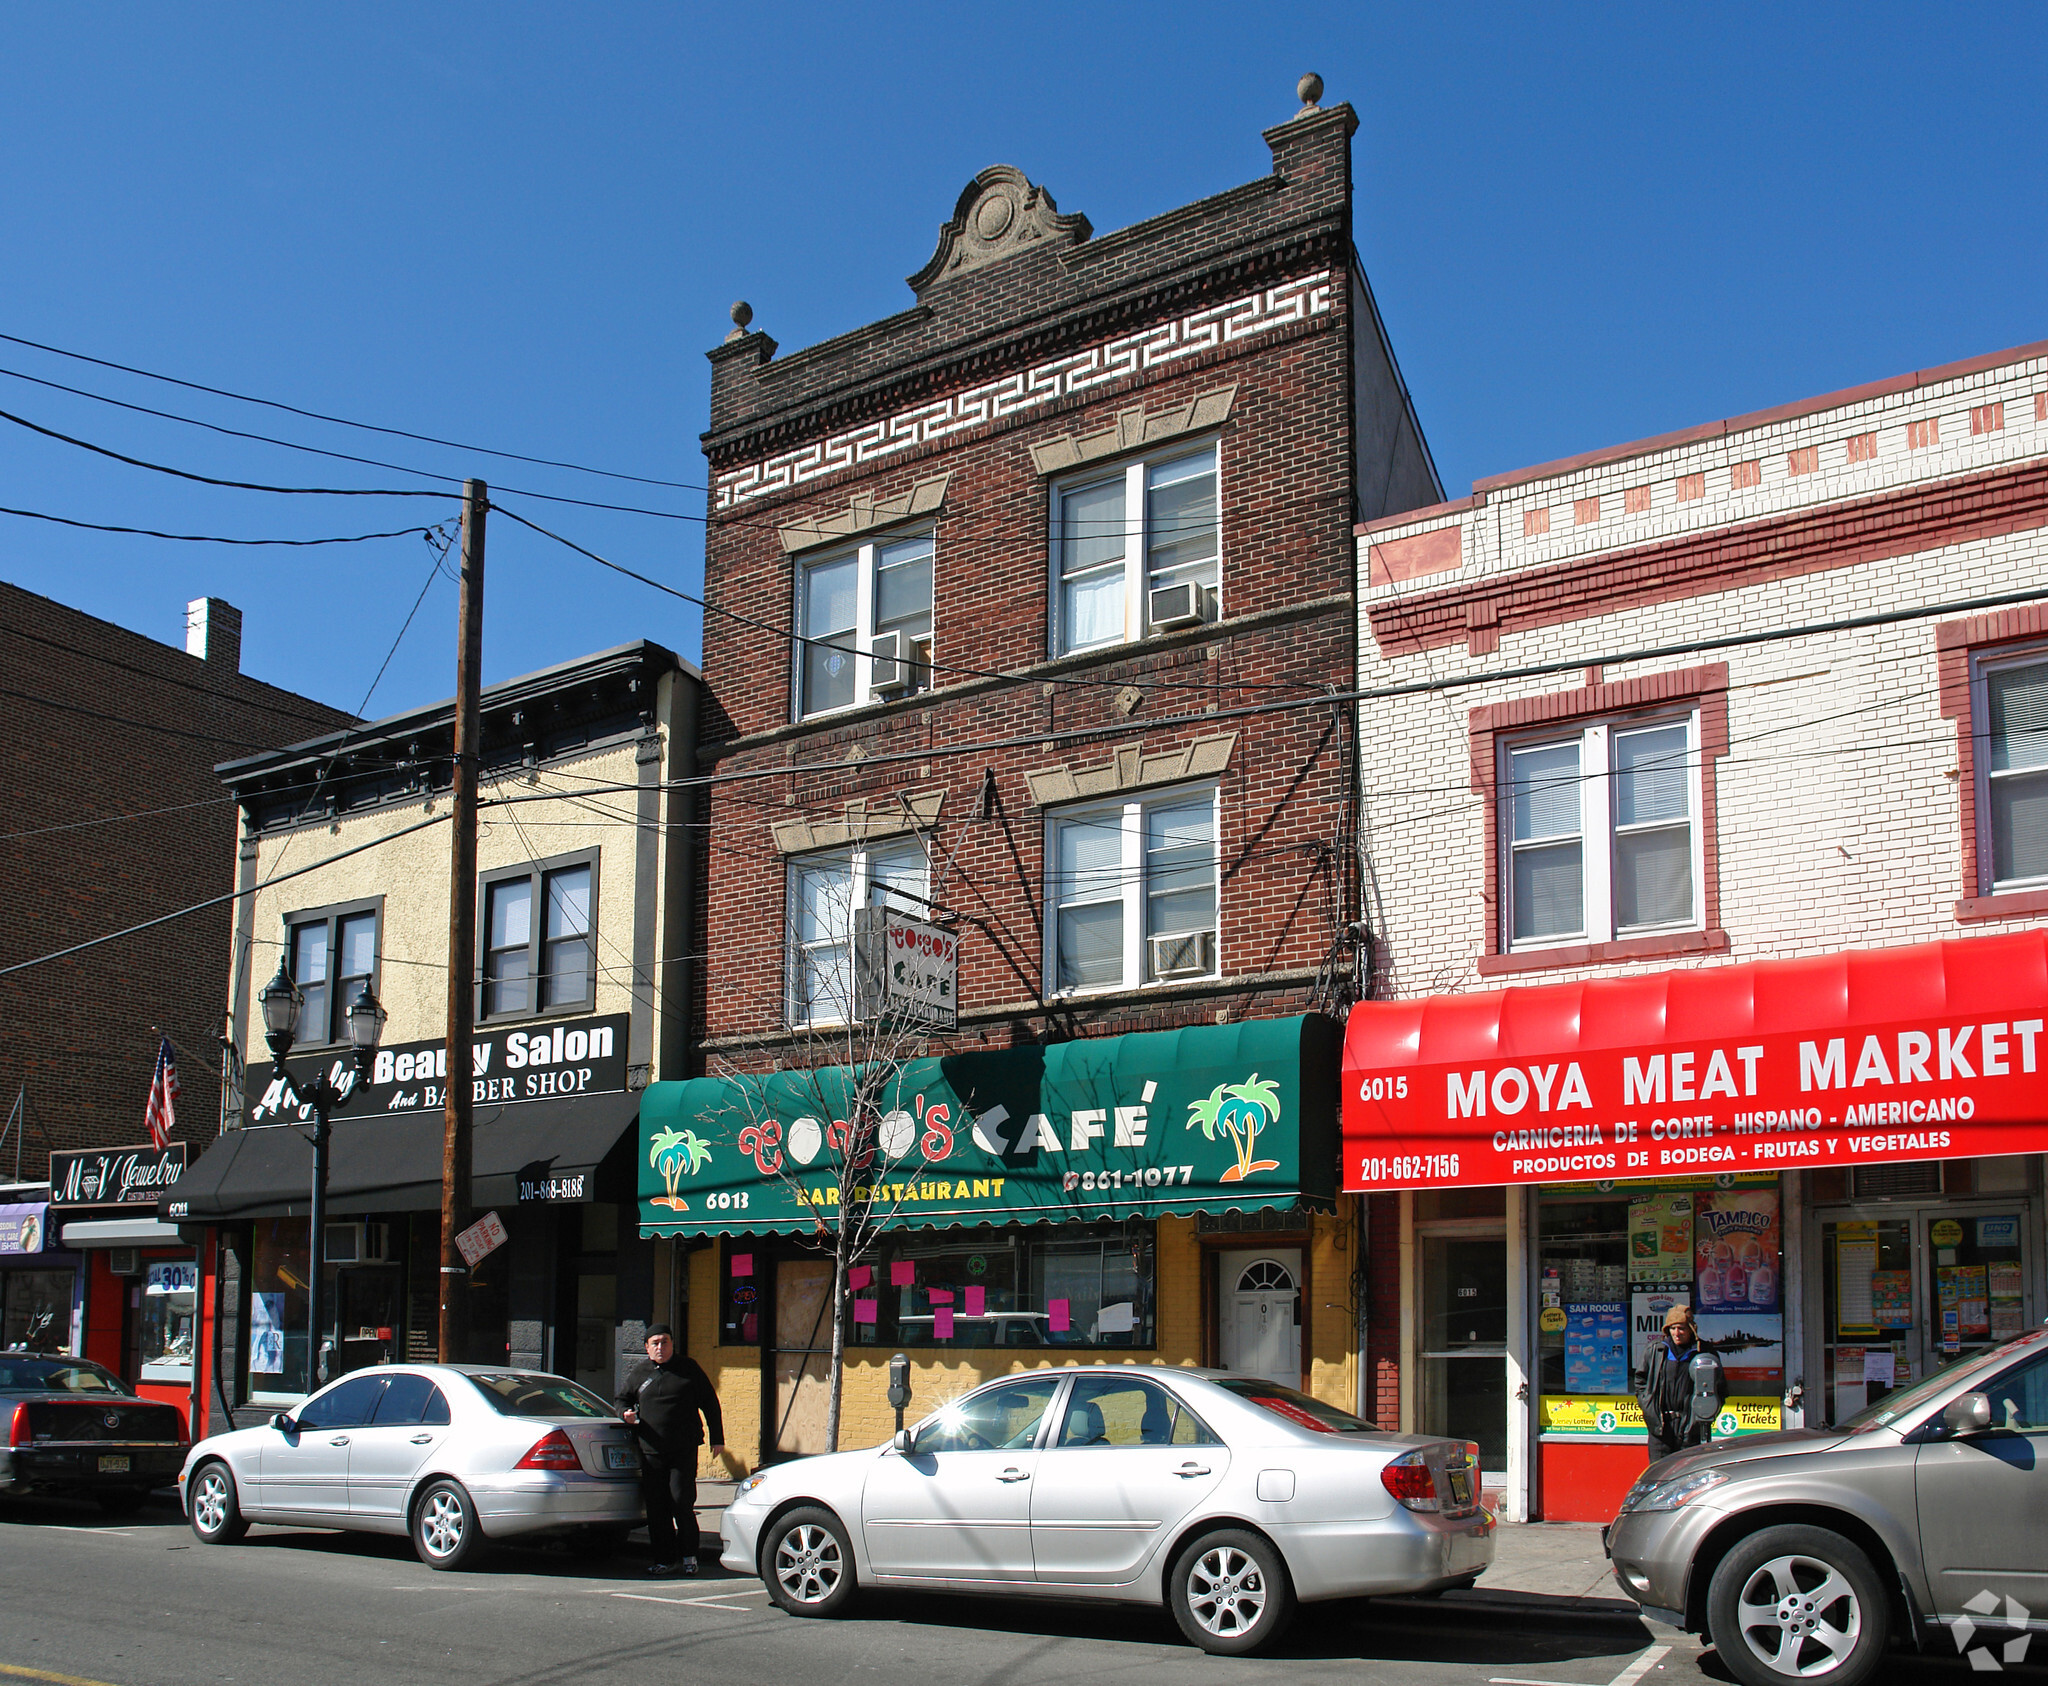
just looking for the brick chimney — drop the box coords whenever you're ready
[185,597,243,671]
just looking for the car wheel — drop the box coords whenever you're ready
[96,1487,150,1516]
[1706,1524,1889,1686]
[412,1479,486,1571]
[187,1462,248,1544]
[761,1505,857,1617]
[1169,1528,1297,1656]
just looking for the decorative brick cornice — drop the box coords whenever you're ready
[1371,455,2048,657]
[1025,733,1237,808]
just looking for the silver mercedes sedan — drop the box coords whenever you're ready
[179,1364,643,1569]
[721,1365,1495,1655]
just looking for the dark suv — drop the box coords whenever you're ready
[1605,1325,2048,1686]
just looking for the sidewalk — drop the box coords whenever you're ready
[1448,1522,1638,1619]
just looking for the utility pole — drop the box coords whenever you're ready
[439,479,486,1362]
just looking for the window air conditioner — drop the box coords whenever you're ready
[108,1247,141,1277]
[869,630,912,693]
[1148,929,1217,980]
[1147,581,1206,629]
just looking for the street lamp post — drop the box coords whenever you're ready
[257,956,386,1393]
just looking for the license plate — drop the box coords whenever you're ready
[604,1445,638,1470]
[1448,1468,1471,1506]
[98,1454,130,1474]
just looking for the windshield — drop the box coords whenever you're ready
[1215,1378,1371,1434]
[1837,1342,2021,1433]
[0,1358,129,1395]
[466,1372,615,1419]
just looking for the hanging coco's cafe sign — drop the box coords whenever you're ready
[637,1016,1341,1235]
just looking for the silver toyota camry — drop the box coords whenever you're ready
[721,1365,1495,1655]
[179,1364,643,1569]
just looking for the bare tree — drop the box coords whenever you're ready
[702,900,959,1452]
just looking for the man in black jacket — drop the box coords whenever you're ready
[618,1324,726,1576]
[1635,1303,1724,1465]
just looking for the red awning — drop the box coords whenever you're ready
[1343,930,2048,1192]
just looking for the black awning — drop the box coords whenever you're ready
[163,1090,640,1223]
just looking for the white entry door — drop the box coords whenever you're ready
[1217,1248,1301,1386]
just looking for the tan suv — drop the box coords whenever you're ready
[1605,1324,2048,1686]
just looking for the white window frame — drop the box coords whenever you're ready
[784,838,930,1027]
[1047,442,1222,658]
[1499,712,1704,951]
[1043,784,1222,996]
[793,527,935,722]
[1973,642,2048,895]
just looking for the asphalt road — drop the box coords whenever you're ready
[0,1495,2016,1686]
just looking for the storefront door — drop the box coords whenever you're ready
[1217,1248,1300,1385]
[772,1258,834,1459]
[1819,1200,2036,1423]
[1418,1226,1509,1476]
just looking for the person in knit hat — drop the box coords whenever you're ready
[1634,1303,1724,1465]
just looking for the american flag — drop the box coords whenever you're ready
[144,1037,180,1150]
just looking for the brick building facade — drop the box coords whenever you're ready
[1344,338,2048,1522]
[642,84,1444,1460]
[0,583,351,1395]
[0,586,352,1157]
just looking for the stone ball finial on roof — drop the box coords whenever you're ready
[725,300,754,343]
[1297,72,1324,111]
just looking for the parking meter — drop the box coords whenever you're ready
[1690,1348,1724,1431]
[887,1352,912,1431]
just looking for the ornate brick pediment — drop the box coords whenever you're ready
[770,786,946,854]
[1025,734,1237,808]
[907,166,1091,298]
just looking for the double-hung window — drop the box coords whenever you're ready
[1048,788,1218,992]
[1052,447,1219,656]
[1504,717,1700,948]
[787,840,930,1025]
[286,901,379,1045]
[797,532,934,718]
[1979,649,2048,892]
[481,856,596,1018]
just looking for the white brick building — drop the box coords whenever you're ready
[1341,340,2048,1524]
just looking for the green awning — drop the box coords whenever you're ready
[638,1015,1339,1237]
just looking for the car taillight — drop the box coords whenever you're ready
[7,1402,28,1447]
[514,1429,583,1471]
[1380,1451,1440,1512]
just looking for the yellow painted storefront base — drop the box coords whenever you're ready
[664,1211,1359,1467]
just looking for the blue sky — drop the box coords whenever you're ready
[3,3,2042,720]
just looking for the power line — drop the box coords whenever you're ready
[492,500,1326,701]
[0,503,446,546]
[0,405,455,498]
[0,328,701,493]
[0,810,452,980]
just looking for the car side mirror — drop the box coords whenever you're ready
[1943,1392,1993,1435]
[892,1428,915,1454]
[270,1412,296,1433]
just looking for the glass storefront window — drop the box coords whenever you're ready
[1538,1177,1784,1429]
[139,1260,197,1380]
[249,1219,310,1397]
[842,1224,1156,1350]
[2,1268,77,1353]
